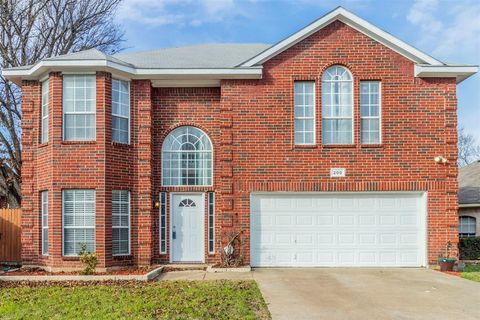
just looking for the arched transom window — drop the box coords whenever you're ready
[162,126,212,186]
[322,65,353,144]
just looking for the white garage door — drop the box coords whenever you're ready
[250,193,426,267]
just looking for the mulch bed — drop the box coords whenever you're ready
[2,266,154,276]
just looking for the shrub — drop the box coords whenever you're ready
[459,237,480,260]
[79,244,98,275]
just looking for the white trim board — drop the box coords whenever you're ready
[241,7,443,67]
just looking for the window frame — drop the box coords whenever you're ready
[208,192,215,254]
[459,216,476,238]
[294,81,316,145]
[159,192,167,254]
[321,66,354,145]
[112,190,131,256]
[62,74,96,142]
[111,78,131,144]
[62,189,96,257]
[41,191,48,256]
[360,81,382,144]
[161,126,213,187]
[41,79,49,144]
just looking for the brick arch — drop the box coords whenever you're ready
[320,62,356,80]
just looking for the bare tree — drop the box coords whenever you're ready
[0,0,124,207]
[458,127,480,167]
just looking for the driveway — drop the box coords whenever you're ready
[253,268,480,320]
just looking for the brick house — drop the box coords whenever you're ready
[3,7,478,271]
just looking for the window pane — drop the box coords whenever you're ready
[360,81,381,144]
[63,75,96,141]
[294,81,315,145]
[162,127,212,186]
[112,79,130,144]
[112,190,130,255]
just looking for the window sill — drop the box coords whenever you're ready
[293,144,317,149]
[62,256,80,261]
[112,141,131,148]
[38,142,49,148]
[361,144,383,148]
[62,140,97,145]
[322,144,356,148]
[113,254,132,260]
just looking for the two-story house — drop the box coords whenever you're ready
[3,7,477,271]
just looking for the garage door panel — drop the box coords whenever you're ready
[251,193,426,267]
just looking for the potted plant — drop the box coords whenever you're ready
[438,241,456,272]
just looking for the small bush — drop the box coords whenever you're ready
[459,237,480,260]
[79,244,98,275]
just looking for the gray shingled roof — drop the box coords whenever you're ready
[113,44,271,68]
[30,44,271,69]
[459,160,480,205]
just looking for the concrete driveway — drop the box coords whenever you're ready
[253,268,480,320]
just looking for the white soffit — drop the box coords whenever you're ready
[151,79,221,87]
[414,65,479,83]
[240,7,444,67]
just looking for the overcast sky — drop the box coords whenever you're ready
[116,0,480,140]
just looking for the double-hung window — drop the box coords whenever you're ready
[41,80,49,143]
[360,81,381,144]
[63,190,95,256]
[41,191,48,255]
[112,190,130,255]
[112,79,130,144]
[459,216,476,238]
[63,75,96,141]
[294,81,315,145]
[322,66,353,144]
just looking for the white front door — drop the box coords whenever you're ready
[171,194,204,262]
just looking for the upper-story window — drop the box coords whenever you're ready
[360,81,381,144]
[162,126,213,186]
[41,79,49,144]
[112,79,130,144]
[294,81,315,145]
[322,66,353,144]
[63,75,96,141]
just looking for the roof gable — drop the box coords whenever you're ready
[240,7,444,67]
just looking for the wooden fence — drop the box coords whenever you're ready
[0,209,21,263]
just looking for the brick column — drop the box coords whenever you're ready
[20,80,41,265]
[132,80,153,266]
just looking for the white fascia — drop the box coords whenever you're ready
[414,65,479,83]
[1,59,263,85]
[241,7,443,67]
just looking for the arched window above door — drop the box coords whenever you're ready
[162,126,213,186]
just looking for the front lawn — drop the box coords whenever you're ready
[461,264,480,282]
[0,280,270,319]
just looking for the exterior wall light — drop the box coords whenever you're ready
[434,156,449,164]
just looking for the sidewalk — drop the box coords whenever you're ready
[157,270,253,281]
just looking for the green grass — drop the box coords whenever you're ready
[0,280,271,320]
[461,264,480,282]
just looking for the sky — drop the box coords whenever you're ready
[116,0,480,140]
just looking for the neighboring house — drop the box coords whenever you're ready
[459,161,480,238]
[2,7,478,271]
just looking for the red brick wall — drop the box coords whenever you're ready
[20,20,458,269]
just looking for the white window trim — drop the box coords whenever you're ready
[41,80,49,144]
[321,67,354,145]
[62,74,97,141]
[459,216,476,237]
[112,190,131,256]
[112,78,131,144]
[161,126,214,187]
[360,81,382,144]
[41,191,48,256]
[159,192,167,254]
[208,192,215,254]
[62,189,96,257]
[294,81,316,145]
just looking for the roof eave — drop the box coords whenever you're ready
[414,65,479,83]
[240,7,444,67]
[1,59,263,85]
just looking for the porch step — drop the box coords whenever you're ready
[162,264,208,272]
